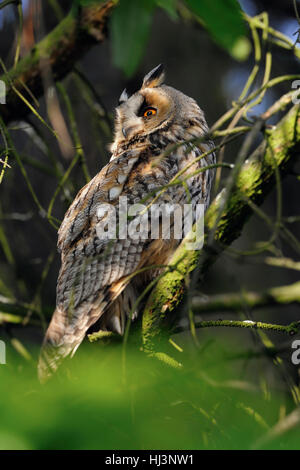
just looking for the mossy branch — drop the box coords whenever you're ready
[142,103,300,353]
[191,281,300,313]
[0,0,115,124]
[173,320,300,336]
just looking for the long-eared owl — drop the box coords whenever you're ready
[38,64,215,381]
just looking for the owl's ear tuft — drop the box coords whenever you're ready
[142,64,165,89]
[119,88,129,104]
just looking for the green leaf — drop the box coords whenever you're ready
[156,0,178,20]
[72,0,105,6]
[186,0,251,61]
[71,0,105,16]
[111,0,155,77]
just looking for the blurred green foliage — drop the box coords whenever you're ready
[109,0,251,76]
[186,0,251,61]
[72,0,106,7]
[0,337,299,450]
[111,0,156,78]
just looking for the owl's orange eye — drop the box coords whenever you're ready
[143,107,157,118]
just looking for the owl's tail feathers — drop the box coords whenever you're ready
[37,306,87,384]
[38,280,136,383]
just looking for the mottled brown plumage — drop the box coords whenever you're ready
[38,65,215,381]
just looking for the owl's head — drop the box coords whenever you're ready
[111,64,205,153]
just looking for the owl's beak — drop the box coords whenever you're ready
[122,126,135,139]
[122,123,137,139]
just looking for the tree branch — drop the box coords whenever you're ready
[173,319,300,336]
[191,281,300,313]
[0,0,115,124]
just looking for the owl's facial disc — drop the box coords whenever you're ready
[140,88,174,126]
[116,88,173,142]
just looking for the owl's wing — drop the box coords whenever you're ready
[40,142,213,381]
[56,149,147,311]
[38,149,157,381]
[58,149,140,253]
